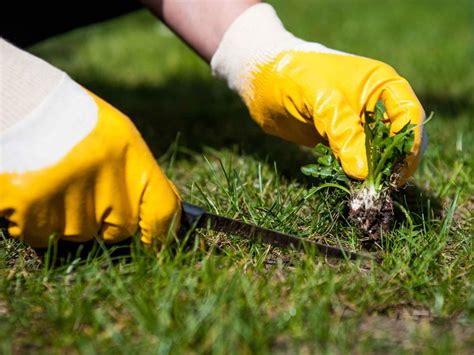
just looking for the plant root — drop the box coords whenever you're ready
[348,187,394,241]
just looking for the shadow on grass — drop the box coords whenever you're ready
[86,77,447,215]
[393,184,445,225]
[82,78,315,180]
[33,239,135,267]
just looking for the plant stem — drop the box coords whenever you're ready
[306,183,351,199]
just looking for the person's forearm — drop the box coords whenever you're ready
[141,0,260,62]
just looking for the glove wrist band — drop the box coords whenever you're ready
[0,76,98,174]
[211,4,303,94]
[210,4,346,101]
[0,39,65,132]
[0,41,99,174]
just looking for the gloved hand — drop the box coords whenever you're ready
[0,77,181,248]
[211,4,426,181]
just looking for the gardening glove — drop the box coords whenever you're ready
[0,40,181,248]
[211,4,426,181]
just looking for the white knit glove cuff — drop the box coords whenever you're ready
[0,39,66,132]
[211,4,343,96]
[0,40,98,173]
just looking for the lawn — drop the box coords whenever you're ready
[1,0,473,353]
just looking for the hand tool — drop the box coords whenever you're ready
[181,202,367,260]
[0,205,371,261]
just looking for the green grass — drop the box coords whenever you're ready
[1,0,473,353]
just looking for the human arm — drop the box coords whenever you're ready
[141,0,260,61]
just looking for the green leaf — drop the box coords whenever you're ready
[318,166,334,177]
[374,100,385,120]
[313,143,331,157]
[301,164,320,176]
[303,97,420,192]
[403,135,414,154]
[364,110,375,184]
[335,173,350,184]
[317,154,333,166]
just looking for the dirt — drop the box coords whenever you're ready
[348,188,394,241]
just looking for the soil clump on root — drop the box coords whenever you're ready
[348,188,394,241]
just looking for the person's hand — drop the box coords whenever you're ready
[0,79,181,248]
[211,4,426,181]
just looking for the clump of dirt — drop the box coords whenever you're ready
[348,187,394,241]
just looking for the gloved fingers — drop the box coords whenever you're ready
[380,78,425,141]
[0,186,100,248]
[313,88,368,180]
[97,185,140,245]
[138,165,182,246]
[379,79,426,181]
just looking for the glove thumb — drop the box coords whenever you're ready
[139,165,182,246]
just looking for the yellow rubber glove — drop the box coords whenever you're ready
[211,4,426,181]
[0,77,181,248]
